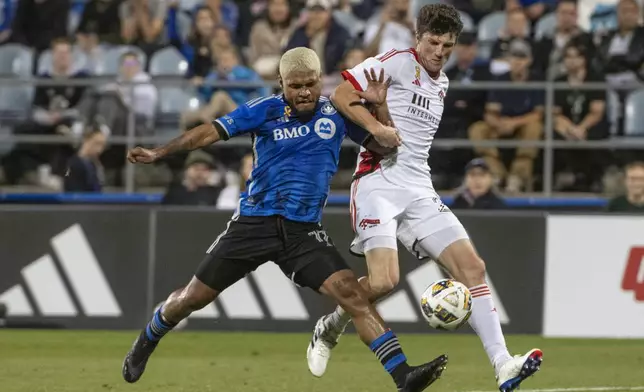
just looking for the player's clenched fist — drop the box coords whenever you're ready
[127,146,160,164]
[370,122,402,148]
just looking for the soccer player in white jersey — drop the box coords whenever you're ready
[306,4,542,392]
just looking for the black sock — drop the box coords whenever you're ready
[144,307,177,342]
[370,329,411,387]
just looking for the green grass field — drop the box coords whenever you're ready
[1,330,643,392]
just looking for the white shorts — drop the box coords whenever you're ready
[349,174,469,260]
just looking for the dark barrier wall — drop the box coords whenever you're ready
[0,207,546,334]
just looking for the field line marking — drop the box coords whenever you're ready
[463,386,644,392]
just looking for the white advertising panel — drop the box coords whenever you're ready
[545,215,644,338]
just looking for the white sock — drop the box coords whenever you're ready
[325,276,371,332]
[468,284,512,373]
[325,305,352,332]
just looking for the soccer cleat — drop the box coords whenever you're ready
[122,330,159,383]
[496,348,543,392]
[307,315,344,377]
[398,354,448,392]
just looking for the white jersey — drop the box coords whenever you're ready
[341,48,449,190]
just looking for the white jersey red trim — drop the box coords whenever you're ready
[341,48,449,190]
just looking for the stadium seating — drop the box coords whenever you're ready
[459,11,475,32]
[149,47,189,77]
[624,89,644,136]
[0,44,34,78]
[534,12,557,40]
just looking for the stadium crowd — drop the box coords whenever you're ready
[0,0,642,205]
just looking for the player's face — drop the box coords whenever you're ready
[281,70,322,114]
[416,32,456,76]
[84,132,107,157]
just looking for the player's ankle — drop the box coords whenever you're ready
[391,362,412,387]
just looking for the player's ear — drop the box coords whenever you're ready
[278,76,283,90]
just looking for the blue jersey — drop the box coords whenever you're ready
[214,94,369,223]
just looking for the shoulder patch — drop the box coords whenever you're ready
[321,101,337,116]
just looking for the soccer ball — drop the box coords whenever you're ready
[420,279,472,331]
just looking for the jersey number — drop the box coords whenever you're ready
[309,230,333,247]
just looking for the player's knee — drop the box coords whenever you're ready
[459,255,486,287]
[369,274,398,297]
[177,284,218,312]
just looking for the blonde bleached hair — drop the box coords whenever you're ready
[279,47,321,79]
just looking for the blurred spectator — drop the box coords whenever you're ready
[248,0,295,79]
[182,48,268,128]
[490,8,531,76]
[443,32,490,137]
[507,0,547,30]
[74,29,107,75]
[8,0,70,52]
[333,0,366,38]
[198,0,239,37]
[101,51,158,134]
[363,0,414,58]
[446,0,504,23]
[168,5,216,81]
[162,150,224,206]
[607,161,644,212]
[1,38,89,186]
[78,51,156,182]
[76,0,123,45]
[63,127,107,192]
[0,0,14,44]
[596,0,644,135]
[469,38,544,192]
[217,153,254,209]
[120,0,167,52]
[286,0,351,75]
[322,46,366,96]
[552,42,607,192]
[236,0,268,47]
[451,158,506,209]
[533,0,595,79]
[431,32,488,189]
[211,24,235,62]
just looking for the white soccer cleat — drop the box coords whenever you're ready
[307,315,343,377]
[496,348,543,392]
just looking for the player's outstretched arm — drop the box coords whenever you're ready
[127,123,221,164]
[331,80,401,148]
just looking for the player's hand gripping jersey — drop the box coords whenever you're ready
[214,94,369,223]
[341,48,449,190]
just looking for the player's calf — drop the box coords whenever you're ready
[122,276,218,383]
[319,270,447,391]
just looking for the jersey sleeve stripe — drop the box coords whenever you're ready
[341,70,364,92]
[378,48,419,63]
[213,119,231,140]
[248,95,275,108]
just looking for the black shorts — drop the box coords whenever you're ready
[195,215,350,292]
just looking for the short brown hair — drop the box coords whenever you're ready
[625,161,644,172]
[415,4,463,40]
[51,37,72,50]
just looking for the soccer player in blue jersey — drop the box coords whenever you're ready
[121,47,448,391]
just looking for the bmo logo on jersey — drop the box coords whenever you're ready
[273,125,311,140]
[314,118,336,140]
